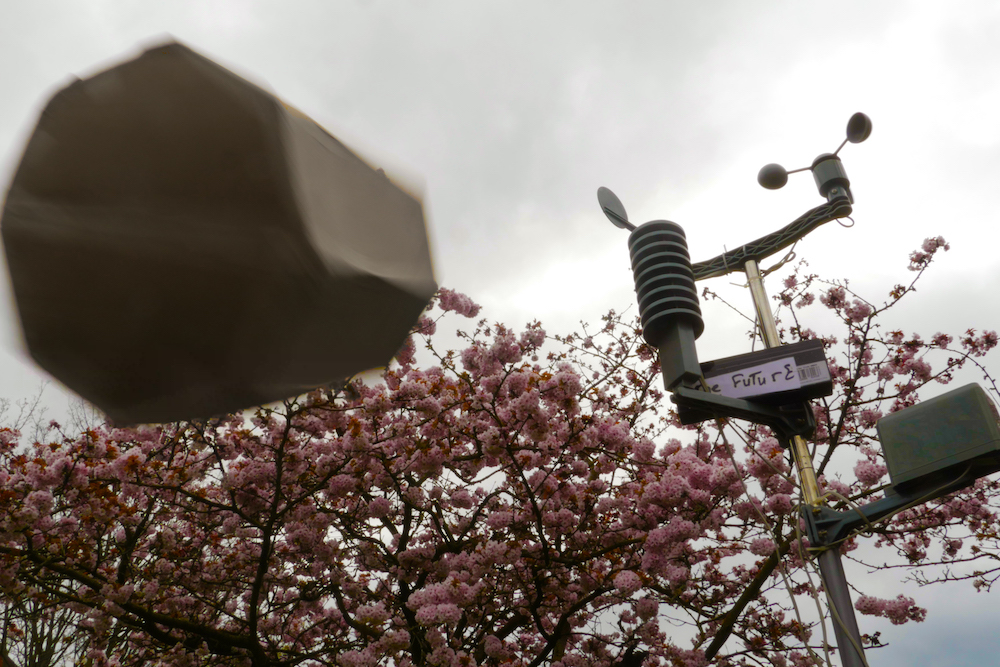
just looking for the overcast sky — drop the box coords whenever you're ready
[2,2,999,664]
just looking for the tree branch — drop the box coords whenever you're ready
[705,535,794,660]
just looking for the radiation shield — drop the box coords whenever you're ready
[1,41,437,424]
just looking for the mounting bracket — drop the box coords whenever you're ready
[671,386,816,443]
[802,469,978,549]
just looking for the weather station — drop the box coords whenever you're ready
[600,112,1000,667]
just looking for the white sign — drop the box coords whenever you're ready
[704,357,802,399]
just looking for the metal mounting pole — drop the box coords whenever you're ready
[743,259,867,667]
[745,260,822,504]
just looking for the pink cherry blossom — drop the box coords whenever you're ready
[0,237,994,667]
[854,595,926,625]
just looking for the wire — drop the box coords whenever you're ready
[793,503,834,667]
[798,467,976,665]
[762,243,798,277]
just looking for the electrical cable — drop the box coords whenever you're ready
[820,490,877,539]
[685,195,870,664]
[729,465,828,666]
[761,244,798,277]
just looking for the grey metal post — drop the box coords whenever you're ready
[817,549,867,666]
[743,259,867,667]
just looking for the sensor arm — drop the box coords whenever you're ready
[803,470,977,548]
[690,198,852,281]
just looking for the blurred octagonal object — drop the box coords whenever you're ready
[1,42,437,424]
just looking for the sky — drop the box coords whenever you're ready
[2,2,1000,665]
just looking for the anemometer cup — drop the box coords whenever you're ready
[757,112,869,203]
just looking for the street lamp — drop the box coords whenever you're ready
[1,41,437,424]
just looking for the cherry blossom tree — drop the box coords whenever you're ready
[0,239,995,667]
